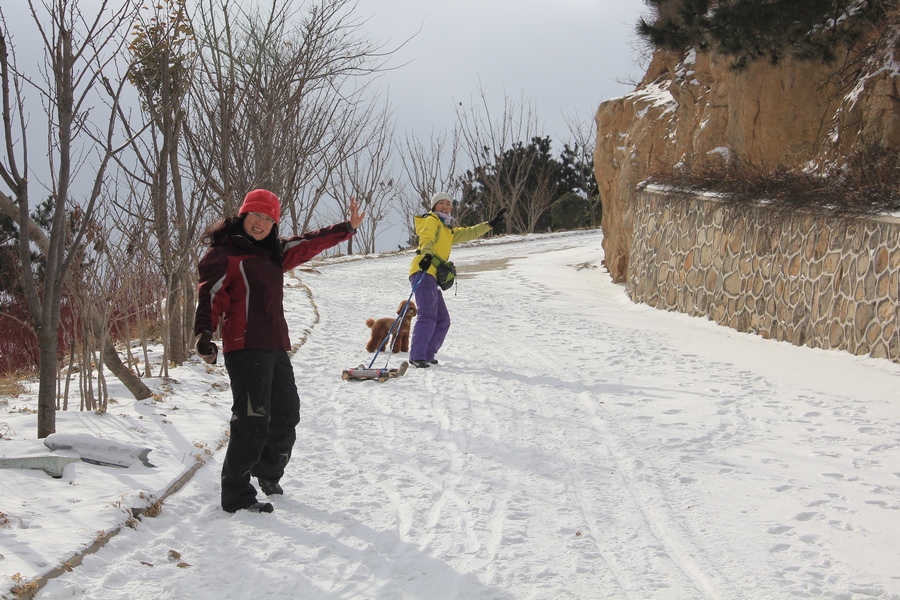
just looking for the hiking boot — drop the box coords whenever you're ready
[428,359,438,364]
[258,478,283,496]
[410,360,431,368]
[245,501,274,513]
[225,501,274,514]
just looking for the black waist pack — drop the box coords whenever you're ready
[436,261,456,290]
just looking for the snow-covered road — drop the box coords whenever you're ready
[26,230,900,599]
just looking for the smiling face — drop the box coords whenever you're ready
[243,211,275,241]
[433,198,452,214]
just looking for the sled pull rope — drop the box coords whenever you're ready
[367,270,426,370]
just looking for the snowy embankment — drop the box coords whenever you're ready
[2,230,900,599]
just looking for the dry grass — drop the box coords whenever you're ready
[646,145,900,219]
[0,374,29,398]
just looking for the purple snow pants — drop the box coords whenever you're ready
[408,273,450,362]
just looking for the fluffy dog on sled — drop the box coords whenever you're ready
[366,300,417,353]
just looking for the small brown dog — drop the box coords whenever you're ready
[366,300,417,353]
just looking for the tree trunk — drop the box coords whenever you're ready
[167,286,185,364]
[37,331,59,438]
[168,121,189,364]
[89,305,152,400]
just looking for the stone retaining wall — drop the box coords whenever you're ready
[627,186,900,363]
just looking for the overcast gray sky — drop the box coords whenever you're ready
[1,0,650,152]
[358,0,650,146]
[1,1,651,250]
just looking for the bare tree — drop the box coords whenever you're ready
[0,1,151,437]
[328,99,398,254]
[521,161,556,234]
[398,127,463,244]
[125,0,198,367]
[456,85,543,233]
[400,128,462,209]
[102,184,168,379]
[563,108,601,226]
[186,0,392,235]
[289,85,374,236]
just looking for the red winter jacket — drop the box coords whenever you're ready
[194,222,354,353]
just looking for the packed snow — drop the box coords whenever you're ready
[2,230,899,599]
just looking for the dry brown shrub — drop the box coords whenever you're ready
[0,375,29,398]
[646,145,900,219]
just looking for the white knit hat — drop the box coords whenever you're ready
[430,191,452,211]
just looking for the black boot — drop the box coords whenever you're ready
[258,478,284,496]
[410,360,431,368]
[225,500,274,514]
[245,501,274,513]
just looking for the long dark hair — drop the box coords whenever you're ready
[201,214,283,264]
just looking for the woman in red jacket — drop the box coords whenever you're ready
[193,189,363,513]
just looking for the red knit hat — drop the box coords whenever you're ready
[238,189,280,224]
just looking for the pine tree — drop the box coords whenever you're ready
[637,0,886,69]
[638,0,712,53]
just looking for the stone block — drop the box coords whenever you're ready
[723,272,742,295]
[875,247,889,273]
[0,456,81,478]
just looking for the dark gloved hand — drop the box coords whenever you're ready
[488,207,508,228]
[418,254,433,272]
[194,330,219,365]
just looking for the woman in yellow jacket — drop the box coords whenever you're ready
[407,191,507,368]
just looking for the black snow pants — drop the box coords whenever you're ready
[221,349,300,512]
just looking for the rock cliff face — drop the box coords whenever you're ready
[594,28,900,283]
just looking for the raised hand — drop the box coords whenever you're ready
[349,197,366,230]
[488,207,508,228]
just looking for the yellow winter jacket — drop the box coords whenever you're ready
[408,212,492,278]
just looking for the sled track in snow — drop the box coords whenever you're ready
[457,257,744,598]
